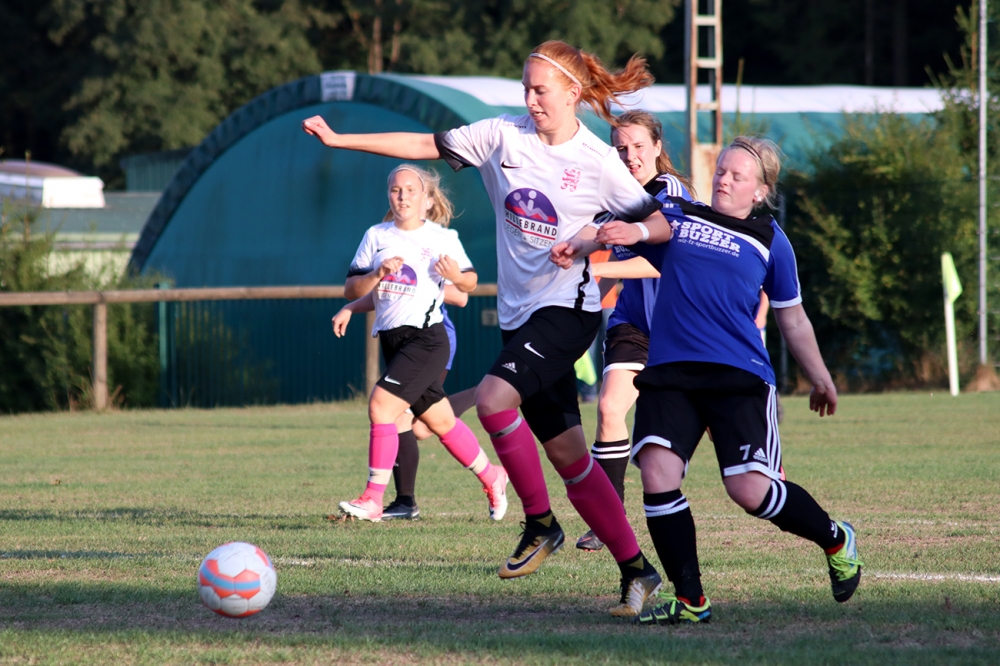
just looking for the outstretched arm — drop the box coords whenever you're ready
[593,256,659,300]
[594,210,671,247]
[593,256,659,280]
[773,304,838,417]
[302,116,440,159]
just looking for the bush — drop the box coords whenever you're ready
[0,202,158,412]
[783,111,980,388]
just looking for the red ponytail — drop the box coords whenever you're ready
[530,41,654,124]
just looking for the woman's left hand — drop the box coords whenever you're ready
[809,382,838,417]
[434,254,461,282]
[332,308,352,337]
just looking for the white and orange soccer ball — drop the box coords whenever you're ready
[198,542,277,617]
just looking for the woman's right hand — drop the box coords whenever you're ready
[332,308,352,337]
[302,115,338,147]
[376,256,404,278]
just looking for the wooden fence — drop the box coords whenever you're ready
[0,284,498,409]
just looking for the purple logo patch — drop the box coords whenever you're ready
[378,264,418,297]
[503,189,560,248]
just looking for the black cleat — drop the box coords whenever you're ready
[382,499,420,521]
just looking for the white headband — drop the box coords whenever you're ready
[387,165,426,189]
[529,53,582,88]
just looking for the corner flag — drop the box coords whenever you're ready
[941,252,963,395]
[942,252,963,303]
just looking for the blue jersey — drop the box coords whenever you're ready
[634,197,802,384]
[607,173,693,336]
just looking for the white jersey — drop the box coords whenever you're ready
[435,114,659,329]
[347,221,474,336]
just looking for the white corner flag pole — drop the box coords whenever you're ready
[943,252,964,396]
[978,0,989,367]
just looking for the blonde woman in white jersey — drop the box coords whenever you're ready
[304,40,667,617]
[330,164,509,523]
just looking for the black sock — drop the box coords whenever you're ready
[592,439,630,503]
[644,490,703,603]
[526,509,558,530]
[749,479,844,551]
[393,429,419,501]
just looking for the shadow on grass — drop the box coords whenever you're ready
[2,581,999,665]
[0,508,317,530]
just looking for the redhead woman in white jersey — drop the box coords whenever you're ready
[330,164,509,524]
[596,137,862,626]
[304,40,666,618]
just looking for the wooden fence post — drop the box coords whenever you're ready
[92,301,108,410]
[365,311,378,398]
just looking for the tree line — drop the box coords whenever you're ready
[1,0,967,187]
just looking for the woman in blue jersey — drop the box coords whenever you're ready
[305,40,667,618]
[596,136,862,625]
[575,110,694,552]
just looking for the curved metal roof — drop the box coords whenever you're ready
[129,72,500,272]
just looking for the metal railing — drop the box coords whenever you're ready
[0,284,499,409]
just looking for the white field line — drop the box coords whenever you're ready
[871,572,1000,583]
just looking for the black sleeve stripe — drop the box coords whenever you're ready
[433,132,473,172]
[346,267,370,278]
[617,196,661,222]
[460,268,478,273]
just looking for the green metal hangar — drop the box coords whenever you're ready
[129,72,941,406]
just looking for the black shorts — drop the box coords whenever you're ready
[377,323,450,417]
[631,362,782,480]
[487,306,602,443]
[602,322,649,374]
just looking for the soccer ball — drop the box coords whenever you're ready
[198,542,277,617]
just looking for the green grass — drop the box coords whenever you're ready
[2,392,999,665]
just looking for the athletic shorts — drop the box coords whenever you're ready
[377,322,450,417]
[602,322,649,375]
[630,361,782,480]
[488,306,602,443]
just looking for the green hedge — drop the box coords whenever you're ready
[0,204,158,412]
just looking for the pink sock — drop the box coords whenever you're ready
[439,420,498,486]
[364,423,398,502]
[557,454,640,563]
[479,409,549,515]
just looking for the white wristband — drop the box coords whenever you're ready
[635,222,650,242]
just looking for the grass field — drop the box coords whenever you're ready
[2,392,999,665]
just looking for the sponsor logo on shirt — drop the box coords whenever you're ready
[673,219,742,257]
[377,264,418,299]
[503,188,559,249]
